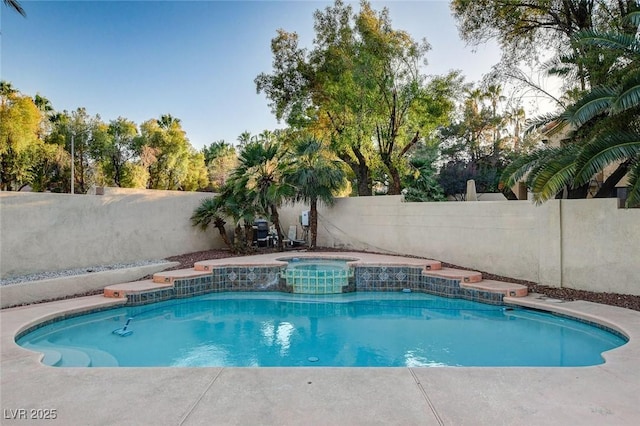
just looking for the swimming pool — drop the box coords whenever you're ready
[16,292,626,367]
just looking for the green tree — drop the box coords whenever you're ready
[191,196,233,250]
[203,140,234,164]
[286,136,346,248]
[65,108,103,194]
[182,151,208,191]
[257,0,457,196]
[229,140,294,250]
[255,1,376,195]
[0,87,42,190]
[502,11,640,205]
[403,143,445,202]
[436,82,526,198]
[191,181,261,253]
[90,117,139,187]
[236,131,254,148]
[452,0,639,113]
[355,3,458,194]
[137,115,200,190]
[203,140,237,192]
[451,0,635,69]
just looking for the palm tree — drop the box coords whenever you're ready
[465,88,484,116]
[286,136,346,248]
[484,84,505,119]
[236,131,253,148]
[229,140,294,250]
[484,84,506,159]
[0,81,17,107]
[191,197,232,250]
[191,184,260,253]
[157,114,181,130]
[505,106,526,152]
[33,94,53,114]
[502,11,640,206]
[3,0,25,16]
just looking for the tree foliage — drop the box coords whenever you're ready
[0,82,217,193]
[256,0,458,195]
[0,88,42,190]
[451,1,636,63]
[436,82,534,199]
[402,143,445,202]
[137,115,207,190]
[228,139,295,250]
[203,140,237,192]
[285,136,346,247]
[501,10,640,205]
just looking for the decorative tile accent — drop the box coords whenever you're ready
[117,264,509,309]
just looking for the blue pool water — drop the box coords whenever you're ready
[17,293,626,367]
[285,258,352,271]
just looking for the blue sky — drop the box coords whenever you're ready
[1,1,503,149]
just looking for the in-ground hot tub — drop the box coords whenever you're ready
[281,258,355,294]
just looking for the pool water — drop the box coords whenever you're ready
[17,292,626,367]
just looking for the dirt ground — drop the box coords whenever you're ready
[166,248,640,312]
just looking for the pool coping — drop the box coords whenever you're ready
[139,252,523,306]
[2,257,640,424]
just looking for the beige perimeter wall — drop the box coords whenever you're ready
[279,196,639,295]
[2,190,638,295]
[0,188,224,278]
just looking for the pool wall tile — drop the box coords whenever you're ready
[121,264,505,307]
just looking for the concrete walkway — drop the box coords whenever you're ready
[2,285,640,424]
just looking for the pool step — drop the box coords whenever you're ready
[152,269,211,284]
[424,267,483,283]
[52,347,92,367]
[101,256,527,301]
[36,347,63,366]
[461,279,528,297]
[85,347,119,367]
[104,279,172,298]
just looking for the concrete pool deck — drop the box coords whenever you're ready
[2,254,640,424]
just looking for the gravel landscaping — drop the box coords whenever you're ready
[0,259,171,287]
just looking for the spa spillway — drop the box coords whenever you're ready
[283,258,354,294]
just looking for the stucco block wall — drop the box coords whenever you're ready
[2,190,638,295]
[289,196,541,283]
[560,199,640,294]
[279,197,639,295]
[0,189,224,278]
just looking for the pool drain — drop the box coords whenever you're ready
[308,356,319,362]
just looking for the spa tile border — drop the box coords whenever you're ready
[123,264,504,306]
